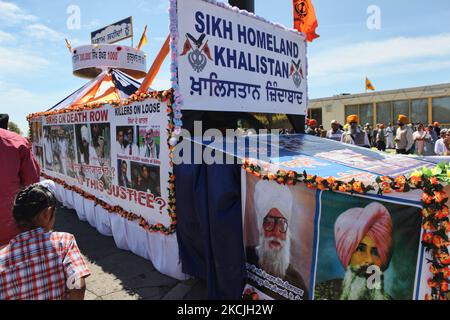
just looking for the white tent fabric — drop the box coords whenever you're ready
[47,69,143,111]
[51,179,188,281]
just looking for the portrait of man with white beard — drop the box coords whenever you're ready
[315,202,393,300]
[245,180,309,300]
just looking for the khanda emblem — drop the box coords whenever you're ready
[295,0,308,18]
[181,33,212,73]
[290,59,304,88]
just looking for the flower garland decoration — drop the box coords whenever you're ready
[27,119,33,151]
[42,173,175,234]
[243,288,260,300]
[242,159,450,300]
[169,0,183,138]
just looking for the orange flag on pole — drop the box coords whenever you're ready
[293,0,319,42]
[139,35,170,92]
[65,38,72,53]
[365,77,375,91]
[137,25,148,51]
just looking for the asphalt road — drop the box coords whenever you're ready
[54,206,207,300]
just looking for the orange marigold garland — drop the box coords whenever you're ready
[242,159,450,300]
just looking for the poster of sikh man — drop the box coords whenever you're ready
[243,176,316,300]
[314,193,422,300]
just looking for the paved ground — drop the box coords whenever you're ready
[55,206,207,300]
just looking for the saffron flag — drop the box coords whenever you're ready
[65,38,72,53]
[181,38,192,56]
[137,25,148,51]
[139,35,170,92]
[293,0,319,42]
[366,77,375,91]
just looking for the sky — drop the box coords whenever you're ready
[1,0,450,134]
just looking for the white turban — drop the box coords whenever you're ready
[254,180,293,228]
[334,202,393,271]
[81,125,90,143]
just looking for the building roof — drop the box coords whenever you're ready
[310,82,450,103]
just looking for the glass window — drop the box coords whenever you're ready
[432,97,450,124]
[393,100,409,124]
[359,104,373,126]
[345,105,359,119]
[377,102,392,125]
[310,109,323,125]
[411,99,428,125]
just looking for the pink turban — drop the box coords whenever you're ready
[334,202,393,271]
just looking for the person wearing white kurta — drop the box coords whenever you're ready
[434,130,448,155]
[385,124,394,149]
[43,133,53,169]
[79,125,102,181]
[412,124,431,156]
[58,137,68,175]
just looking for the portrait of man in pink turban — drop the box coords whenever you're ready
[315,202,393,300]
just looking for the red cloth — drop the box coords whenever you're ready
[0,228,90,300]
[0,129,40,244]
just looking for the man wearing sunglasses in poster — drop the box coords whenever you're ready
[245,180,309,300]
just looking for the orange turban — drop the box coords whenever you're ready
[308,119,317,126]
[334,202,393,271]
[398,114,409,124]
[347,114,359,124]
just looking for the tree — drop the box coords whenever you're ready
[8,121,22,136]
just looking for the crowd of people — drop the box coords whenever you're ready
[306,115,449,156]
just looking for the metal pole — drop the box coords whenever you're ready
[229,0,254,13]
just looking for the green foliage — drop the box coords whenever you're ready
[417,162,450,183]
[7,121,22,135]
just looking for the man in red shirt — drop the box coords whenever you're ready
[0,114,41,245]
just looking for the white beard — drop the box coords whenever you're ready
[340,266,389,300]
[256,232,291,279]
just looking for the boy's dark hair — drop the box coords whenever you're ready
[13,184,57,228]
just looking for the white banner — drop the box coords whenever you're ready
[36,99,171,226]
[91,17,133,45]
[72,44,146,78]
[174,0,308,115]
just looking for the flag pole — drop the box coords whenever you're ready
[138,35,170,92]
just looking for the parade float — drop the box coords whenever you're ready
[27,20,188,279]
[27,0,449,300]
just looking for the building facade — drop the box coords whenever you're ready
[308,83,450,130]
